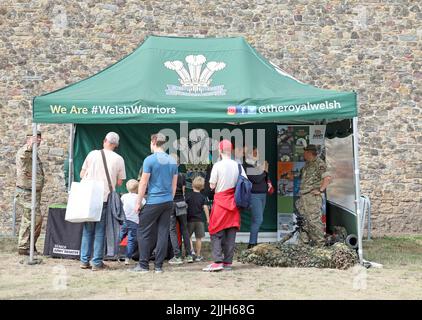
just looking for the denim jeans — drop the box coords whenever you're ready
[119,220,138,259]
[249,193,267,245]
[80,202,107,267]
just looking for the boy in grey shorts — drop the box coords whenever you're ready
[186,177,210,262]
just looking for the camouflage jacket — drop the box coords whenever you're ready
[16,144,45,191]
[299,157,330,195]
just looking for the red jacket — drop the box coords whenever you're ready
[208,188,240,235]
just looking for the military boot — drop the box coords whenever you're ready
[18,247,38,255]
[18,249,29,255]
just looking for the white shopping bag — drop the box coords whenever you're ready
[65,180,104,223]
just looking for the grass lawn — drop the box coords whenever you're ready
[363,235,422,267]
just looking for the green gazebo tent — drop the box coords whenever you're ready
[30,36,363,263]
[34,36,356,123]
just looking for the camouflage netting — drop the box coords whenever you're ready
[238,242,358,270]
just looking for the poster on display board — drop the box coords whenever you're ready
[277,213,299,244]
[277,125,327,243]
[309,125,326,146]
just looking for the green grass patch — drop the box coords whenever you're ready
[363,235,422,267]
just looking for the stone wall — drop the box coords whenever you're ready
[1,0,420,236]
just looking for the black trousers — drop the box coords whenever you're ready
[137,201,173,269]
[169,208,192,257]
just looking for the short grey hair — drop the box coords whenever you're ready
[105,132,120,145]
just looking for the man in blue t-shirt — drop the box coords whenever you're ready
[130,133,178,274]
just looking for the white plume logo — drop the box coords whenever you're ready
[164,55,227,96]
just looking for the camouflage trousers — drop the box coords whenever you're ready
[295,193,325,246]
[15,189,43,250]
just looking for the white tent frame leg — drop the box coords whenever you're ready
[29,123,38,264]
[352,117,363,264]
[68,124,75,192]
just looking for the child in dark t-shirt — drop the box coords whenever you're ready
[186,176,210,262]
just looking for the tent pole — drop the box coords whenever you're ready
[29,123,38,264]
[12,196,17,236]
[68,124,75,192]
[352,117,363,264]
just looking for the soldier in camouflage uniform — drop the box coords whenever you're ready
[15,130,44,255]
[295,144,331,246]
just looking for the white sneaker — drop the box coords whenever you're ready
[202,263,224,272]
[168,257,183,265]
[155,267,164,274]
[124,258,130,265]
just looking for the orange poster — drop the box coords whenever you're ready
[277,161,293,180]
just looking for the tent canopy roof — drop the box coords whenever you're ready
[33,35,357,124]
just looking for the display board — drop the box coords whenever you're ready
[276,125,327,243]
